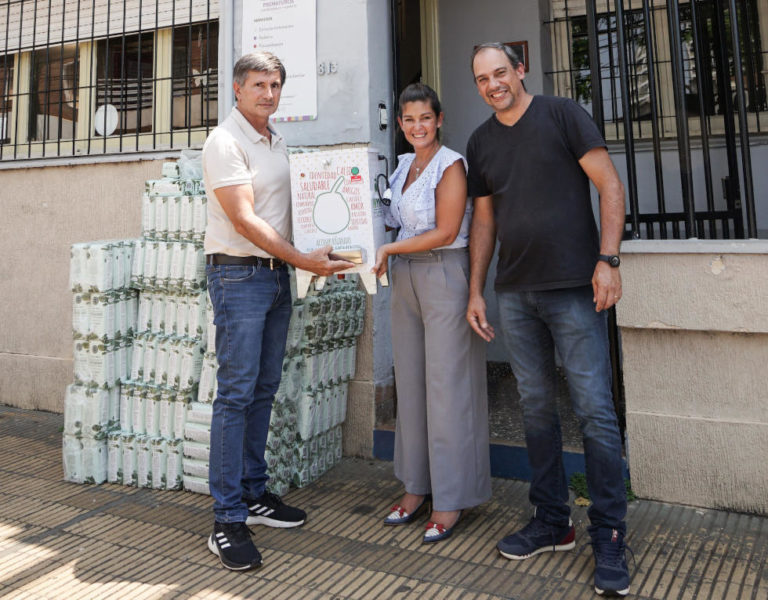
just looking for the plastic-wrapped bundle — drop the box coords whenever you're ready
[70,240,136,293]
[166,439,184,490]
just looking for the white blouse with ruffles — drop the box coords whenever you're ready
[383,146,472,250]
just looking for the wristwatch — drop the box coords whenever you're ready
[598,254,621,267]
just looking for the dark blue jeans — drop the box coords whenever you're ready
[206,263,292,523]
[497,285,626,534]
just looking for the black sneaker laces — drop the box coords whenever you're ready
[220,521,256,545]
[259,491,284,509]
[588,538,636,571]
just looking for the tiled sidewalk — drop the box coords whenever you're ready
[0,405,766,599]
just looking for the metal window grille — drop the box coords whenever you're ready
[547,0,764,239]
[0,0,219,161]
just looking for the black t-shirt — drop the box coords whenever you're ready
[466,95,606,292]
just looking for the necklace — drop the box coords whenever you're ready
[413,144,441,176]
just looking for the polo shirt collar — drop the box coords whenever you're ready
[231,107,283,146]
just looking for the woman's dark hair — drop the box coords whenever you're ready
[398,82,442,117]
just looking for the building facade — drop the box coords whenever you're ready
[1,0,766,511]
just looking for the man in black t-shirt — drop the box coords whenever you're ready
[466,43,630,597]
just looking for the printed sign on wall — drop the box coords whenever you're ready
[241,0,318,122]
[290,148,381,296]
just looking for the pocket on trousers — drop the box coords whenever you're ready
[220,265,256,282]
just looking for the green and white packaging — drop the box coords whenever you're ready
[151,437,168,490]
[136,434,152,487]
[121,433,138,486]
[107,432,123,483]
[166,439,184,490]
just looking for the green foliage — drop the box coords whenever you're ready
[569,472,636,502]
[569,472,589,499]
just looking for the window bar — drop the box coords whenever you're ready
[205,4,211,135]
[13,0,25,159]
[563,0,577,115]
[604,14,620,139]
[739,0,759,130]
[43,0,52,154]
[135,0,143,152]
[72,0,82,156]
[1,0,12,160]
[690,0,716,238]
[714,0,743,238]
[118,0,126,152]
[169,0,176,148]
[101,0,111,154]
[666,0,696,238]
[586,0,605,135]
[27,0,39,157]
[614,0,640,236]
[86,0,96,155]
[152,0,159,150]
[186,3,193,147]
[727,0,756,238]
[56,0,67,157]
[640,0,666,233]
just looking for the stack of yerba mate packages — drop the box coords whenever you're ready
[192,274,366,495]
[113,161,208,490]
[65,240,138,483]
[64,160,368,496]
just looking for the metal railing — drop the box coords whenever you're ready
[547,0,764,240]
[0,0,219,161]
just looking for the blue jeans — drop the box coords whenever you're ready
[206,263,292,523]
[497,285,626,535]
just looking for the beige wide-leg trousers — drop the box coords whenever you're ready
[391,248,491,511]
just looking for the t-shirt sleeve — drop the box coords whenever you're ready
[202,132,252,191]
[559,99,607,160]
[466,133,490,198]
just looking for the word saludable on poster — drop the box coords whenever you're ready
[290,148,382,297]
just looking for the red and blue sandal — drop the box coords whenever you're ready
[422,511,462,543]
[383,495,430,525]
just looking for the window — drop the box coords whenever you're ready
[0,0,219,161]
[172,22,218,130]
[95,33,154,136]
[30,44,78,142]
[549,0,767,140]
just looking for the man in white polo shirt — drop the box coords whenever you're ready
[203,51,352,571]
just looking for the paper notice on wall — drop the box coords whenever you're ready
[241,0,317,122]
[290,148,382,296]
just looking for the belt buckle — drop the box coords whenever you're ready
[269,258,275,271]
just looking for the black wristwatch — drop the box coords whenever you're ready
[598,254,621,268]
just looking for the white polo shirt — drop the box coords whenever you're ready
[202,107,292,258]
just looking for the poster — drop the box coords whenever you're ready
[241,0,318,122]
[290,148,381,296]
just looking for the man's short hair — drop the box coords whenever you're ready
[471,42,522,75]
[233,51,286,86]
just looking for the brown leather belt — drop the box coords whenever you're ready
[205,253,287,270]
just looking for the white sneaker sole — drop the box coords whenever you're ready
[246,515,305,528]
[207,535,262,571]
[595,585,629,596]
[498,540,576,561]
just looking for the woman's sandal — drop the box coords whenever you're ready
[422,510,462,543]
[383,494,431,525]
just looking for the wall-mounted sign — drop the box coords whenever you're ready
[290,148,382,296]
[241,0,318,122]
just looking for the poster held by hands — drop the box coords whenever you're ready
[289,148,385,297]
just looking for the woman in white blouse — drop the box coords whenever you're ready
[373,83,491,543]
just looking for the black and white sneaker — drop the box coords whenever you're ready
[245,491,306,528]
[207,521,262,571]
